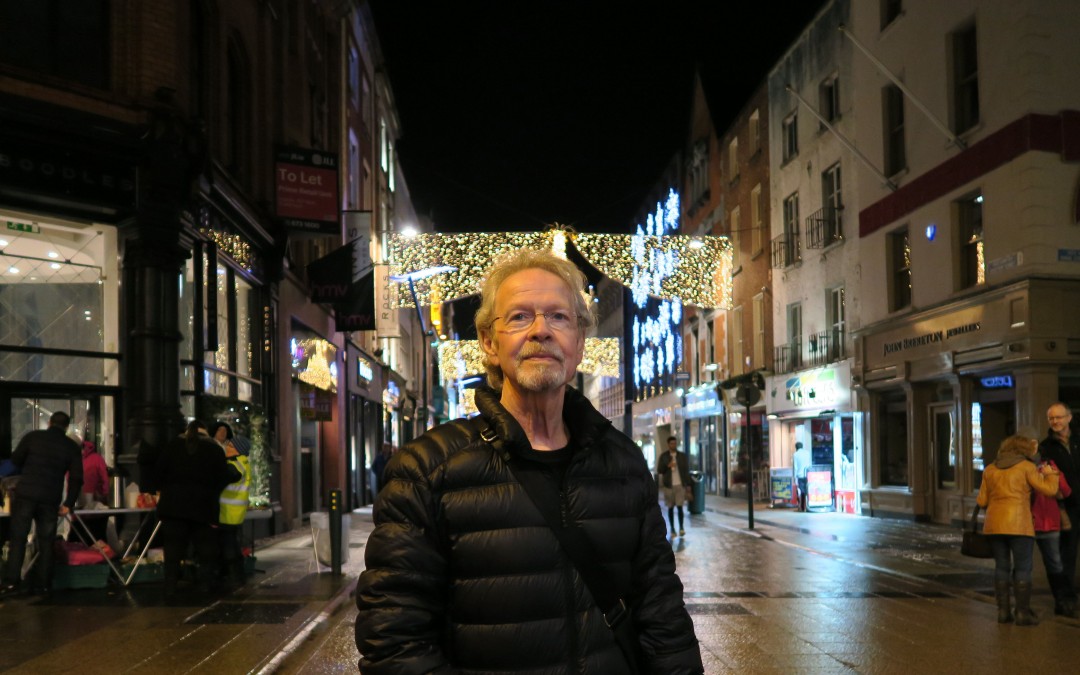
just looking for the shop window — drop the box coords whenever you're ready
[951,22,980,135]
[0,0,110,89]
[0,217,118,385]
[877,390,908,486]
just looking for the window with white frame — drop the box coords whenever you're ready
[827,286,845,360]
[728,137,739,181]
[782,112,798,162]
[752,294,765,370]
[730,206,741,269]
[749,109,761,154]
[820,74,840,125]
[957,193,984,288]
[751,184,763,255]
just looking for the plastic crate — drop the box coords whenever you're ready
[120,562,164,584]
[53,563,110,590]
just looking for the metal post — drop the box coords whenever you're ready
[745,403,754,530]
[329,488,342,575]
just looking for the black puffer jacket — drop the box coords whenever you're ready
[356,386,703,674]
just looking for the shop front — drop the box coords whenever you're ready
[682,384,723,494]
[855,278,1080,524]
[721,388,768,500]
[289,330,339,518]
[346,346,383,509]
[631,390,683,473]
[764,361,860,514]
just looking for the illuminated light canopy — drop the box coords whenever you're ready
[437,338,621,383]
[386,227,731,309]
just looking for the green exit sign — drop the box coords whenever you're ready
[6,221,39,234]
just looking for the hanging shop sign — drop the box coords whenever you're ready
[274,146,339,235]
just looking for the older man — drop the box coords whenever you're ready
[1039,402,1080,616]
[356,249,703,674]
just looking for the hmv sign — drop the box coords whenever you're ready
[0,138,135,212]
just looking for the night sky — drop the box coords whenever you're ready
[369,1,828,235]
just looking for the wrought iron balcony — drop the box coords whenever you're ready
[770,232,801,268]
[773,329,847,374]
[805,206,843,249]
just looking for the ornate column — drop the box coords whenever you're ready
[117,99,205,483]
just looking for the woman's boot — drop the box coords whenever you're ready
[994,581,1013,623]
[1014,581,1039,626]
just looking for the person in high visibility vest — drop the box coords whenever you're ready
[213,422,250,586]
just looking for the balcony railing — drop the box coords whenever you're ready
[770,231,801,268]
[805,206,843,249]
[773,329,847,374]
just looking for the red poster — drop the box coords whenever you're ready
[275,147,339,235]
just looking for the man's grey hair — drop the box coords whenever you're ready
[475,248,596,390]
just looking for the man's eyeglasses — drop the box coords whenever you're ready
[1049,415,1071,422]
[493,310,577,333]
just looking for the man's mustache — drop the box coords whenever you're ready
[517,343,564,362]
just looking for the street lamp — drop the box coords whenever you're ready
[390,265,457,432]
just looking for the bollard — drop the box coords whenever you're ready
[329,488,342,576]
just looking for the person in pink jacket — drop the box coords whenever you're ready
[81,441,109,506]
[1034,454,1075,618]
[977,434,1060,625]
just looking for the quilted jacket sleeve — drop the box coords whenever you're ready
[623,442,704,673]
[355,432,455,675]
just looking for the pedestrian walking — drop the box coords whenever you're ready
[356,248,703,674]
[658,435,693,537]
[0,411,83,597]
[1039,402,1080,615]
[978,434,1060,625]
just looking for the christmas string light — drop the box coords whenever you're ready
[386,229,731,309]
[437,337,621,383]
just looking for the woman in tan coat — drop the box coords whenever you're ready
[977,434,1060,625]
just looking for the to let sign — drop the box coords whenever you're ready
[274,146,340,235]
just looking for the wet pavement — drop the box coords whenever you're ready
[1,495,1079,673]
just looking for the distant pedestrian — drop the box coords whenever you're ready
[1039,402,1080,616]
[371,444,391,494]
[0,411,83,597]
[793,441,811,512]
[155,420,239,596]
[978,434,1059,625]
[80,440,109,507]
[658,435,693,537]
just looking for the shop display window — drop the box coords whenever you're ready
[877,390,908,486]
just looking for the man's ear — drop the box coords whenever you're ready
[479,330,499,365]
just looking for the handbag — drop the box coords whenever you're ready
[476,421,642,674]
[1061,504,1073,532]
[961,505,994,559]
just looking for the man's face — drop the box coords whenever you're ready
[215,427,228,442]
[668,439,677,452]
[480,268,584,396]
[1049,405,1072,435]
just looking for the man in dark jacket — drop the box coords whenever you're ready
[356,249,703,674]
[1039,402,1080,616]
[1,411,83,596]
[657,436,693,537]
